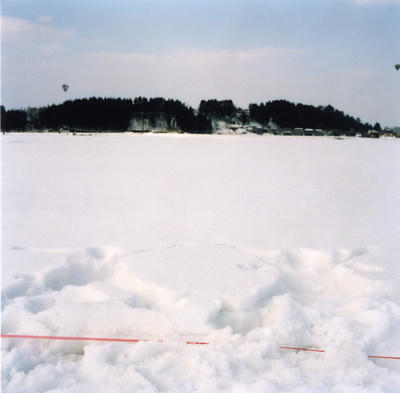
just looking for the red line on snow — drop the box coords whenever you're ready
[367,355,400,360]
[2,335,398,358]
[279,346,400,359]
[1,334,209,345]
[186,341,210,345]
[279,346,325,353]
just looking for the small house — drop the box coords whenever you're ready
[293,128,304,136]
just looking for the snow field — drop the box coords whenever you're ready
[2,133,400,392]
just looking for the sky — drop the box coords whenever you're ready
[1,0,400,126]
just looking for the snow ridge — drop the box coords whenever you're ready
[3,244,400,392]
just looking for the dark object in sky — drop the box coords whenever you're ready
[62,84,69,92]
[395,64,400,71]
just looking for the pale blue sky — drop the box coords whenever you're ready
[2,0,400,125]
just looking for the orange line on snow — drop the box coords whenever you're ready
[1,334,209,345]
[279,346,325,353]
[280,346,400,359]
[367,355,400,360]
[2,335,398,357]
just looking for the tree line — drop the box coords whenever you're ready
[249,100,379,134]
[1,97,379,134]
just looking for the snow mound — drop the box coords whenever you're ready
[3,243,400,392]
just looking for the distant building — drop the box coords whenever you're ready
[347,129,357,137]
[368,130,380,138]
[313,129,324,136]
[331,130,343,137]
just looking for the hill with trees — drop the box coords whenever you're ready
[1,97,384,135]
[249,100,377,135]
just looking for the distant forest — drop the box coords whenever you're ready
[1,97,382,134]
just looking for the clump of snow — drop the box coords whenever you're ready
[2,133,400,392]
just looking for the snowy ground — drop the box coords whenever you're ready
[2,133,400,392]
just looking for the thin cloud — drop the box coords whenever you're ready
[2,16,75,54]
[37,15,52,24]
[71,47,305,106]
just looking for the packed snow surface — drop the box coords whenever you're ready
[2,133,400,392]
